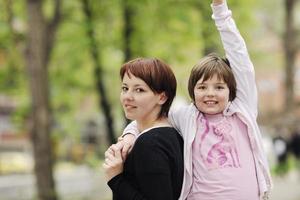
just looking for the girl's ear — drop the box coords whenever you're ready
[158,92,168,105]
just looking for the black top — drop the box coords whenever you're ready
[108,127,184,200]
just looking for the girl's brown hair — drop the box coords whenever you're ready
[188,53,236,102]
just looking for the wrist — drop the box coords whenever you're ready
[122,132,137,139]
[105,166,123,182]
[212,0,224,6]
[106,172,123,184]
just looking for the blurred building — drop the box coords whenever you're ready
[0,95,33,174]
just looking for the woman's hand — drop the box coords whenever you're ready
[117,134,136,160]
[103,144,124,182]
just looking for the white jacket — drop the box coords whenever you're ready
[124,1,272,199]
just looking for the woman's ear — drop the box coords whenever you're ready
[158,92,168,105]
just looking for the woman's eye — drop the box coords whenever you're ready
[136,88,144,93]
[121,86,128,92]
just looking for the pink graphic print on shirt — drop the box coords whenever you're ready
[199,118,241,170]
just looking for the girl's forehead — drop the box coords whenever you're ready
[198,73,225,83]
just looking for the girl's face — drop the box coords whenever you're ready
[194,74,230,115]
[120,73,165,123]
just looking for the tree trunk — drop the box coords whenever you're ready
[283,0,297,112]
[122,0,134,125]
[25,0,61,199]
[82,0,116,145]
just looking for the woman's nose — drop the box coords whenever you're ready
[122,90,134,100]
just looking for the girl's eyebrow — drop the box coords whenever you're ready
[196,81,226,85]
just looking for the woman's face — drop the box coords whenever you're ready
[120,72,165,123]
[193,74,230,115]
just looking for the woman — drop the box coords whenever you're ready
[103,58,184,200]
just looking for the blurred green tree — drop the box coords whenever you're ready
[25,0,61,199]
[81,0,116,145]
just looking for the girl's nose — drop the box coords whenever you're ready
[206,88,215,96]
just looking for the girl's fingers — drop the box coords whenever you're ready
[118,136,124,142]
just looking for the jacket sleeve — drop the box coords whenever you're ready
[108,137,176,200]
[122,121,139,137]
[123,106,189,138]
[108,173,143,200]
[168,107,185,136]
[212,1,258,117]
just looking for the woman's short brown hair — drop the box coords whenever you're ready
[188,53,236,102]
[120,58,177,118]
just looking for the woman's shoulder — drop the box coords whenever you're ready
[133,127,183,159]
[137,127,182,146]
[142,126,180,138]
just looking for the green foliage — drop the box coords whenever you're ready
[0,0,26,95]
[0,0,272,155]
[272,154,298,176]
[0,0,29,134]
[85,151,101,168]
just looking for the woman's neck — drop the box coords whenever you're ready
[137,117,170,132]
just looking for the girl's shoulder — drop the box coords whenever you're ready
[171,103,198,116]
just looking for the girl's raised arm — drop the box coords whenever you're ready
[212,0,224,6]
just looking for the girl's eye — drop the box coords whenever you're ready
[197,86,206,90]
[216,86,225,90]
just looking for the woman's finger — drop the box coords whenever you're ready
[121,143,132,160]
[110,144,120,152]
[106,153,116,161]
[105,148,114,157]
[114,147,122,159]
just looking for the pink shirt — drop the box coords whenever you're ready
[187,114,259,200]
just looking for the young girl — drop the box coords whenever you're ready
[120,0,272,199]
[103,58,184,200]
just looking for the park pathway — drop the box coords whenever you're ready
[0,164,299,200]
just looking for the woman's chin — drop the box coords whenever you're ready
[125,114,135,121]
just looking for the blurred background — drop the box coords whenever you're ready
[0,0,300,199]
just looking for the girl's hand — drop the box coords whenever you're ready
[103,144,124,182]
